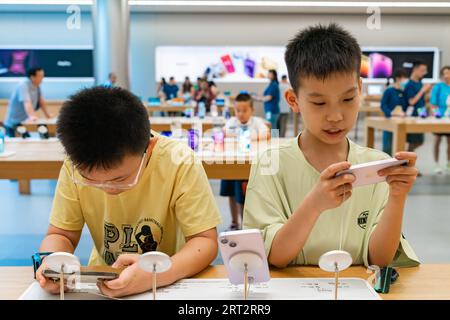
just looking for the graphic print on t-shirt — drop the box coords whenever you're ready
[102,217,164,265]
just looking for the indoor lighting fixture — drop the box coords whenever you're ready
[0,1,92,4]
[129,1,450,8]
[1,1,450,8]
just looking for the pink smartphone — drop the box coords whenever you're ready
[221,54,235,73]
[336,158,408,187]
[369,53,393,78]
[218,229,271,285]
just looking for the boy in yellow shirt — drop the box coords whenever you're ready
[35,87,222,297]
[244,24,420,269]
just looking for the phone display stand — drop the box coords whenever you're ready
[37,125,49,139]
[43,252,80,300]
[139,252,172,300]
[16,125,31,139]
[319,250,352,300]
[229,251,263,300]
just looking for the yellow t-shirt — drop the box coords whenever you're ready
[49,132,222,266]
[243,134,420,268]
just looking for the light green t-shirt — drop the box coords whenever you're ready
[243,134,420,268]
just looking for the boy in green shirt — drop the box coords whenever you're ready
[244,24,420,269]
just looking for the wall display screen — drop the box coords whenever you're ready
[156,46,439,83]
[0,48,93,78]
[156,46,288,83]
[360,48,438,80]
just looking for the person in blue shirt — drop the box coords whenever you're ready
[430,65,450,174]
[162,76,179,101]
[256,69,280,130]
[102,72,118,88]
[4,67,52,137]
[403,60,432,152]
[380,69,409,155]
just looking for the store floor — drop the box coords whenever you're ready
[1,121,449,266]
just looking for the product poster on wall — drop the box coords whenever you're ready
[156,46,439,83]
[156,46,288,83]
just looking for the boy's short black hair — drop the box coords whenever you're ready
[281,75,288,80]
[27,67,44,78]
[57,86,150,172]
[234,93,253,107]
[285,23,361,92]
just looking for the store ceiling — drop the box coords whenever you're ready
[1,1,450,15]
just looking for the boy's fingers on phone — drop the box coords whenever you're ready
[36,268,44,281]
[342,191,352,201]
[395,152,416,166]
[97,281,110,296]
[321,162,351,180]
[379,166,418,177]
[49,283,62,294]
[44,284,60,295]
[336,183,353,196]
[40,278,61,293]
[38,276,46,287]
[98,281,122,298]
[386,175,416,184]
[330,174,355,189]
[103,271,130,290]
[112,254,138,268]
[37,268,52,288]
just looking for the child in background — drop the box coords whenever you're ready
[220,93,269,230]
[380,69,409,155]
[244,23,419,269]
[403,60,432,153]
[430,65,450,174]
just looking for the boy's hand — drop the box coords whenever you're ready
[378,152,418,198]
[307,161,355,213]
[35,263,67,295]
[97,254,155,298]
[422,84,432,93]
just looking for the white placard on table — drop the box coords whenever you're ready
[20,278,380,300]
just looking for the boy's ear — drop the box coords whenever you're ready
[358,77,363,95]
[285,88,301,113]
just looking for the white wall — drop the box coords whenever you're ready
[130,13,450,98]
[0,12,93,99]
[1,11,449,100]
